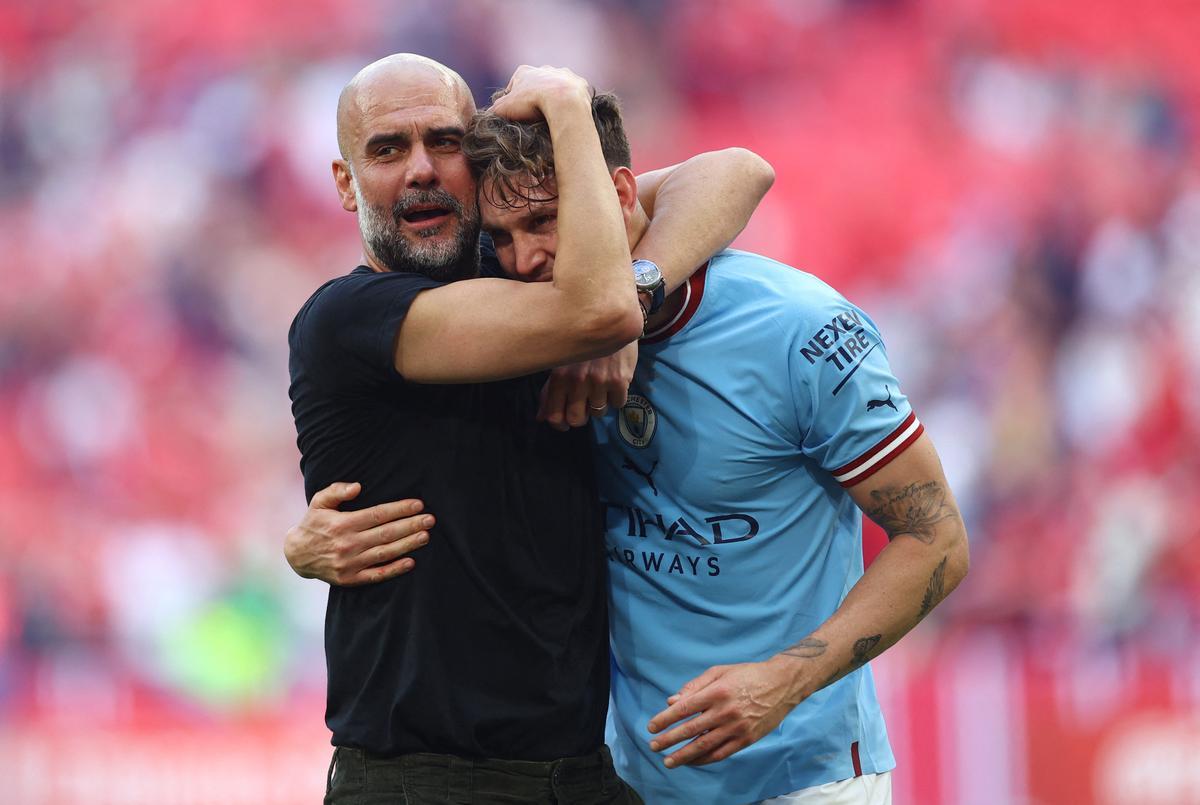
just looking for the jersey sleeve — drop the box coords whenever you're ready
[789,296,923,488]
[290,270,443,390]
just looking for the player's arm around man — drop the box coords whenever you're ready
[286,145,775,585]
[643,434,969,768]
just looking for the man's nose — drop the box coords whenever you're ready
[404,144,437,188]
[514,243,548,279]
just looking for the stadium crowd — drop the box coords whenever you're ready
[1,0,1197,739]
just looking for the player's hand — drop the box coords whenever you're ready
[537,341,637,430]
[646,658,801,768]
[284,482,434,586]
[490,65,590,122]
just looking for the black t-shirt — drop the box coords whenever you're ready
[288,265,609,760]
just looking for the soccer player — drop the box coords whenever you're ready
[471,91,971,804]
[288,56,772,804]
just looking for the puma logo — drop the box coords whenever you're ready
[622,457,659,496]
[866,386,897,412]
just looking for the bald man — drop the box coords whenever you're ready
[287,58,772,804]
[332,54,482,283]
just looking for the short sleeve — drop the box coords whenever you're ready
[790,298,923,488]
[290,269,443,391]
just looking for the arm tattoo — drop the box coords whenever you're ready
[782,636,828,660]
[866,481,958,544]
[918,556,949,619]
[818,634,885,689]
[850,634,882,669]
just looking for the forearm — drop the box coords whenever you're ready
[642,451,966,767]
[644,524,966,767]
[634,148,774,293]
[769,527,968,702]
[542,90,636,317]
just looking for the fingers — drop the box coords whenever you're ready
[344,498,425,531]
[606,385,628,410]
[539,356,632,430]
[310,482,361,510]
[649,667,726,733]
[346,556,419,586]
[607,342,637,408]
[664,731,742,768]
[335,514,434,584]
[648,708,723,752]
[358,513,434,554]
[588,398,611,421]
[648,689,720,736]
[563,377,593,428]
[677,665,725,697]
[357,525,431,567]
[490,65,588,121]
[539,373,571,431]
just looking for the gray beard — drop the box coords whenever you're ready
[355,185,481,282]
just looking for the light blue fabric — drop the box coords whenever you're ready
[595,250,914,804]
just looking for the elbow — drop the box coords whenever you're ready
[578,295,643,352]
[603,297,646,346]
[946,527,971,592]
[726,147,775,195]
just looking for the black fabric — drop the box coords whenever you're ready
[289,264,609,761]
[324,746,644,805]
[478,231,501,277]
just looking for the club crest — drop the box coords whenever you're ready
[618,394,657,448]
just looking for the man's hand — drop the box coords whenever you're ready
[646,657,800,768]
[490,64,590,122]
[284,482,434,586]
[538,341,638,430]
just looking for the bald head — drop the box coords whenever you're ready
[336,54,475,161]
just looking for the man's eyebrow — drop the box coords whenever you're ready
[364,131,411,152]
[426,126,466,141]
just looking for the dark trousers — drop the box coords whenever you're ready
[325,745,644,805]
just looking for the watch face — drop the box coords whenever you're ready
[633,260,662,287]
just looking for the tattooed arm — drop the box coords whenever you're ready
[646,433,968,768]
[783,433,968,690]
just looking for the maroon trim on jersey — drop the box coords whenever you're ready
[851,740,863,777]
[641,262,708,344]
[832,411,924,488]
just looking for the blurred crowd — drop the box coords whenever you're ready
[1,0,1197,724]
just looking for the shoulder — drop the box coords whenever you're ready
[291,268,442,336]
[704,249,858,334]
[309,267,443,307]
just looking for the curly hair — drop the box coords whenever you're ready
[462,90,632,209]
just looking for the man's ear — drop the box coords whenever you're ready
[333,160,357,213]
[612,166,638,221]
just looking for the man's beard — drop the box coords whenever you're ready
[355,185,481,281]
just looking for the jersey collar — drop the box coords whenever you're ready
[641,262,708,344]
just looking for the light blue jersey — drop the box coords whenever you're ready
[594,250,923,804]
